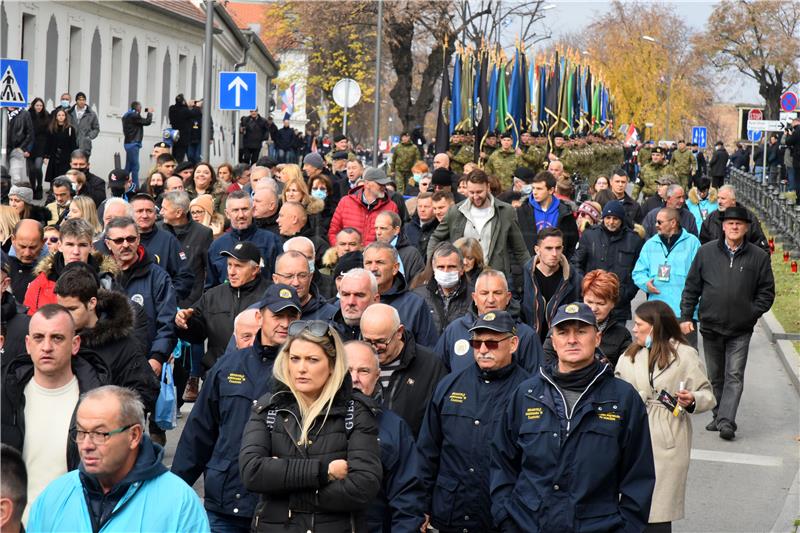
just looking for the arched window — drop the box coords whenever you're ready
[161,49,172,121]
[129,38,139,104]
[89,28,101,112]
[44,15,58,104]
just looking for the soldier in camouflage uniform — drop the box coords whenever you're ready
[485,132,519,190]
[668,139,697,190]
[634,145,669,200]
[390,131,422,192]
[449,131,474,175]
[480,131,499,164]
[517,131,546,172]
[324,134,357,165]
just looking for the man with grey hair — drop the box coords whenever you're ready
[233,309,261,349]
[360,303,446,436]
[363,241,438,347]
[206,190,282,288]
[374,211,424,282]
[27,385,210,532]
[253,186,279,234]
[699,184,769,252]
[413,242,473,335]
[642,183,698,237]
[332,268,380,341]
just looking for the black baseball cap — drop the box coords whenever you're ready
[513,167,535,184]
[469,311,517,335]
[331,151,349,161]
[108,168,129,184]
[333,251,364,278]
[551,302,598,329]
[220,241,262,264]
[255,284,302,314]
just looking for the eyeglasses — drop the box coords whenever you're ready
[190,209,206,216]
[288,320,332,338]
[72,424,135,444]
[363,328,398,349]
[104,235,138,245]
[274,272,311,282]
[655,219,673,226]
[469,336,513,350]
[46,236,60,244]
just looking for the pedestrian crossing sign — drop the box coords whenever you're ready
[0,59,28,107]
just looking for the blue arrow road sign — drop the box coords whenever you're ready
[691,126,707,149]
[0,58,28,107]
[219,71,256,111]
[747,129,763,143]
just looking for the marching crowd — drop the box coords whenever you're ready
[0,95,781,533]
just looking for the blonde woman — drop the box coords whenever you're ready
[239,319,382,533]
[279,163,303,184]
[189,194,225,239]
[68,195,102,235]
[281,174,327,233]
[454,237,485,286]
[0,205,21,251]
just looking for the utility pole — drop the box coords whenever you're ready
[201,0,215,161]
[371,0,383,167]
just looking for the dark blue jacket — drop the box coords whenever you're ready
[301,289,338,321]
[379,274,438,348]
[206,224,282,289]
[521,256,583,341]
[117,247,177,361]
[435,311,545,375]
[368,408,426,533]
[490,364,655,533]
[417,362,530,532]
[171,334,280,519]
[138,226,195,302]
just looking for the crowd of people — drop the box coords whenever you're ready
[0,94,782,533]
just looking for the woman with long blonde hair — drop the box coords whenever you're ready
[239,319,382,532]
[67,195,102,235]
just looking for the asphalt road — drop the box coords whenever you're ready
[161,320,800,532]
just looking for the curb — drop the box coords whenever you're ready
[769,467,799,533]
[759,312,800,397]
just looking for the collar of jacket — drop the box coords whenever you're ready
[121,246,152,280]
[717,236,749,256]
[392,329,419,372]
[427,273,469,298]
[267,373,356,416]
[253,329,282,363]
[79,289,134,348]
[231,223,258,241]
[475,359,519,382]
[381,272,408,298]
[530,252,571,281]
[459,194,496,220]
[162,219,194,238]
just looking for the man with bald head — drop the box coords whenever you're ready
[8,220,45,302]
[277,202,329,262]
[233,309,261,349]
[247,166,271,194]
[359,303,446,436]
[253,186,279,233]
[699,185,769,252]
[273,250,336,320]
[433,153,450,170]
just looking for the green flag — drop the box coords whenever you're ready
[496,61,508,133]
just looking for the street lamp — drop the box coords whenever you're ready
[641,35,672,141]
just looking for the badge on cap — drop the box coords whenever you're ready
[565,304,580,314]
[483,312,496,321]
[235,243,243,250]
[454,339,470,356]
[279,289,291,299]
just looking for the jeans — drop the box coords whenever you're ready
[207,510,251,533]
[787,166,796,192]
[187,143,202,165]
[276,148,296,164]
[189,342,204,378]
[124,142,142,188]
[702,331,752,429]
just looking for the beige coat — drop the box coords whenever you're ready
[615,342,715,523]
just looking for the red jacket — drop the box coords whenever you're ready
[327,185,399,246]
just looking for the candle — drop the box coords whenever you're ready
[792,261,798,274]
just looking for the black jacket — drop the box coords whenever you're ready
[0,291,30,371]
[121,109,153,144]
[78,289,159,412]
[274,126,297,151]
[395,232,425,283]
[381,331,448,437]
[412,277,474,336]
[168,102,192,147]
[7,108,33,152]
[699,202,769,253]
[571,224,643,321]
[30,109,50,158]
[1,349,111,470]
[239,378,383,533]
[521,255,583,341]
[44,126,77,181]
[8,255,40,303]
[681,239,775,337]
[160,220,213,307]
[379,274,438,348]
[785,125,800,168]
[617,193,644,225]
[82,171,107,208]
[181,276,271,370]
[404,214,439,262]
[517,197,579,258]
[241,115,268,149]
[708,147,729,177]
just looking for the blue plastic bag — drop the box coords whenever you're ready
[154,362,177,431]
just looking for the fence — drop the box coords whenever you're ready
[728,167,800,257]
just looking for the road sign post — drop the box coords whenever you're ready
[691,126,707,148]
[332,78,362,138]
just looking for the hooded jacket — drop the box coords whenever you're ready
[239,378,383,533]
[301,287,338,321]
[159,220,213,307]
[686,187,719,230]
[24,251,119,315]
[413,276,474,336]
[517,195,579,258]
[379,274,438,348]
[78,289,160,412]
[521,254,583,339]
[698,202,769,253]
[27,434,210,533]
[206,223,282,289]
[328,185,400,247]
[116,246,177,362]
[1,349,111,470]
[172,334,281,520]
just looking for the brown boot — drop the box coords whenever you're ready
[182,376,200,403]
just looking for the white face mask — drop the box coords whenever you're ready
[434,269,460,288]
[521,184,533,195]
[308,260,315,274]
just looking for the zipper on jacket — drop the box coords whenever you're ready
[539,365,608,434]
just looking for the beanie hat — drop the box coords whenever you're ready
[431,167,453,187]
[8,186,33,204]
[190,194,214,217]
[601,200,626,221]
[303,152,325,170]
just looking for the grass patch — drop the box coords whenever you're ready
[769,245,800,354]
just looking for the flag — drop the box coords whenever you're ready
[527,54,536,132]
[435,47,452,154]
[624,123,638,144]
[488,60,499,134]
[280,83,295,115]
[508,48,521,143]
[544,55,561,136]
[496,61,508,133]
[475,51,490,162]
[449,51,462,134]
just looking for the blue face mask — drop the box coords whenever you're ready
[61,99,70,108]
[645,335,652,349]
[311,189,327,201]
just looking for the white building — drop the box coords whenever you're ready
[0,0,279,174]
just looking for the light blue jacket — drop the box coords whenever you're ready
[632,229,700,320]
[27,438,209,533]
[686,193,719,231]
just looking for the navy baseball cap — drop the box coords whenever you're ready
[256,284,302,314]
[468,311,517,335]
[551,302,597,329]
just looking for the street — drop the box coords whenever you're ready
[161,318,800,533]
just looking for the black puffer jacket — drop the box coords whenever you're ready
[412,276,474,336]
[1,349,111,470]
[78,289,160,412]
[699,202,769,253]
[239,378,383,533]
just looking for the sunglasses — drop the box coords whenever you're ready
[105,235,138,245]
[469,335,512,350]
[46,236,60,244]
[288,320,331,338]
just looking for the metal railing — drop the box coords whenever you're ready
[728,167,800,256]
